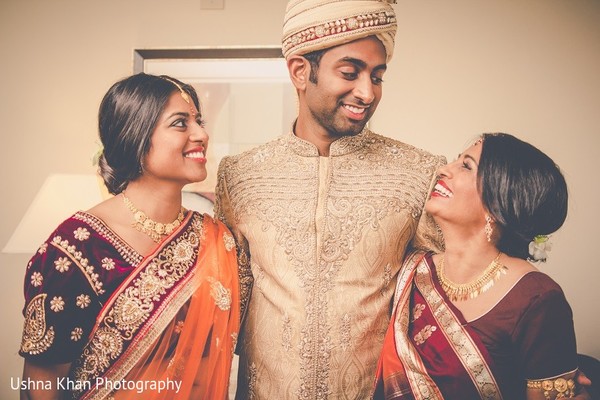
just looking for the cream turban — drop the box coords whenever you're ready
[282,0,397,62]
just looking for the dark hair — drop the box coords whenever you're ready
[97,73,200,194]
[302,48,326,84]
[478,133,568,259]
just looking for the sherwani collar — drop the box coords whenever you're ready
[284,126,372,157]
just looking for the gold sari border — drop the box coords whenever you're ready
[414,256,503,400]
[392,252,444,399]
[74,213,205,399]
[88,271,199,399]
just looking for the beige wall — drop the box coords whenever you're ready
[1,0,598,397]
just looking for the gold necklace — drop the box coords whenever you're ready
[121,194,185,243]
[436,252,507,302]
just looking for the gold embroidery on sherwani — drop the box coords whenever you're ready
[414,257,503,400]
[217,130,444,399]
[247,362,258,399]
[223,231,235,252]
[381,263,393,296]
[214,169,253,322]
[71,214,205,398]
[282,313,292,351]
[20,293,55,355]
[340,313,352,351]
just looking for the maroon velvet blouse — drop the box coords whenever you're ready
[468,271,578,399]
[19,211,143,364]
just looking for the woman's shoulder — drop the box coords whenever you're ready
[496,269,567,321]
[508,257,562,295]
[32,211,104,253]
[500,254,560,293]
[514,270,561,291]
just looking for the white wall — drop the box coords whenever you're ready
[1,1,598,398]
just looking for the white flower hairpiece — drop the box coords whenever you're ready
[528,235,552,262]
[92,142,104,166]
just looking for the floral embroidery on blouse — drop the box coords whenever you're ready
[20,294,55,355]
[30,272,43,287]
[414,324,437,345]
[38,243,48,254]
[76,294,91,309]
[51,235,105,295]
[50,296,65,312]
[101,257,115,270]
[223,232,235,252]
[71,327,83,341]
[73,227,90,241]
[54,257,71,273]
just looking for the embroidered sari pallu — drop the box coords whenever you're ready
[70,213,240,399]
[375,252,503,400]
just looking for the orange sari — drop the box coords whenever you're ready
[69,212,240,399]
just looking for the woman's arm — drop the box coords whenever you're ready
[526,370,591,399]
[21,360,71,400]
[515,278,587,399]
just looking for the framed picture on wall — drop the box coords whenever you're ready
[134,47,297,199]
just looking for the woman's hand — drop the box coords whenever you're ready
[20,360,71,400]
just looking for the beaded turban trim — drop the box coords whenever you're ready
[282,0,397,62]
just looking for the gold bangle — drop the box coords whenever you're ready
[527,377,576,399]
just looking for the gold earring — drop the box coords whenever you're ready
[484,215,493,242]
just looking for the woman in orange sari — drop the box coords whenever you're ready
[19,73,239,399]
[375,133,585,399]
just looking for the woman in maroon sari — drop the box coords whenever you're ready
[375,133,584,399]
[19,73,239,399]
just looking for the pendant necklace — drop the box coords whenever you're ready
[122,193,185,243]
[436,252,507,302]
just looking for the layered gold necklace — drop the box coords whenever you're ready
[436,252,507,302]
[122,194,185,243]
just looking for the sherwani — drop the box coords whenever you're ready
[215,129,445,400]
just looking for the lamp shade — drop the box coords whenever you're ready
[3,174,219,254]
[2,174,106,253]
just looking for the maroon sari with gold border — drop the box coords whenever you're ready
[375,251,579,400]
[375,252,503,399]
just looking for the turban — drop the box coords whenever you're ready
[282,0,397,62]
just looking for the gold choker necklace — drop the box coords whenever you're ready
[436,253,507,302]
[122,194,185,243]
